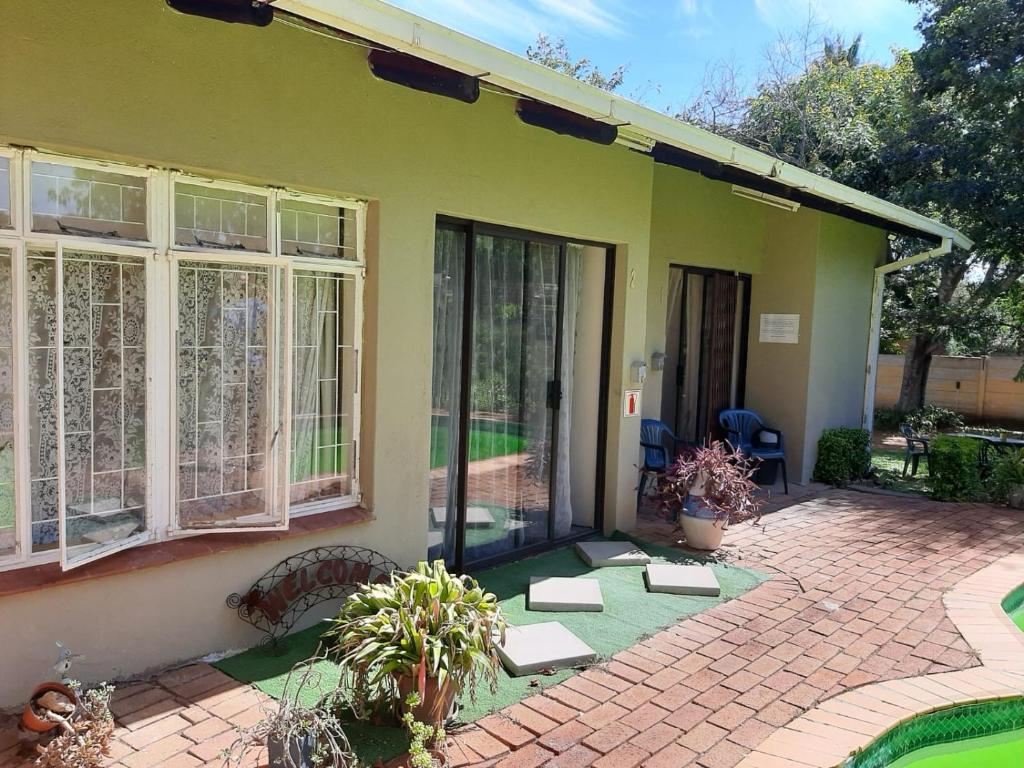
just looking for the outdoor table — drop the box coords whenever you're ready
[942,432,1024,465]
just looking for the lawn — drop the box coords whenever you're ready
[213,534,769,765]
[429,421,529,469]
[871,448,933,495]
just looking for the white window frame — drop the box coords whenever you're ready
[168,247,292,535]
[0,146,22,236]
[278,188,365,518]
[54,240,158,570]
[24,150,160,249]
[0,149,367,571]
[170,172,274,256]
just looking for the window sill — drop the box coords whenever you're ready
[0,505,374,599]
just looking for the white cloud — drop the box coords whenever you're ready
[753,0,918,37]
[383,0,627,46]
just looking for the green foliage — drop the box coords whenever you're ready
[989,450,1024,504]
[402,693,445,768]
[904,405,965,433]
[873,405,964,433]
[526,34,626,92]
[323,560,506,717]
[813,428,870,487]
[929,435,984,501]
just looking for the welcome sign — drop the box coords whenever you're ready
[227,545,399,648]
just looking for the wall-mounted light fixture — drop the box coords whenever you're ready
[165,0,273,26]
[650,351,666,372]
[731,185,800,212]
[516,100,618,146]
[367,49,480,104]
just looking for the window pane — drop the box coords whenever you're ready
[174,183,269,252]
[61,250,148,562]
[177,261,278,527]
[0,248,15,557]
[290,270,356,505]
[26,250,59,551]
[0,158,12,229]
[279,200,357,260]
[31,162,147,240]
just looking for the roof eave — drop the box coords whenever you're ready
[276,0,974,252]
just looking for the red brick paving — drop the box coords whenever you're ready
[1,491,1021,767]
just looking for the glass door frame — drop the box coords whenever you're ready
[436,216,615,572]
[670,264,753,444]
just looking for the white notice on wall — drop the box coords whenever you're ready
[759,313,800,344]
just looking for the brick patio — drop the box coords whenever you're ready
[3,490,1022,768]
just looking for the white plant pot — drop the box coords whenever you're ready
[680,514,727,551]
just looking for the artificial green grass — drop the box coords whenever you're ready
[213,534,768,764]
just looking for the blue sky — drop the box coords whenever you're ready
[383,0,924,111]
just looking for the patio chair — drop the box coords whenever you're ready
[638,419,690,509]
[718,408,788,494]
[899,423,930,477]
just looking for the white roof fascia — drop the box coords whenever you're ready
[277,0,973,251]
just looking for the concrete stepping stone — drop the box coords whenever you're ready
[528,576,604,612]
[496,621,598,676]
[430,506,495,528]
[575,540,651,567]
[644,563,721,596]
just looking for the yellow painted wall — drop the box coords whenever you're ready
[644,165,770,420]
[647,171,885,483]
[803,216,886,475]
[0,0,653,704]
[0,0,887,704]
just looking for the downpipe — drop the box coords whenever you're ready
[861,236,954,434]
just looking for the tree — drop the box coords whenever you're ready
[525,34,626,92]
[889,0,1024,408]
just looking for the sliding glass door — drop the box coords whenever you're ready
[429,221,611,570]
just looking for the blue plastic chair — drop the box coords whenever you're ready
[718,408,788,494]
[638,419,690,508]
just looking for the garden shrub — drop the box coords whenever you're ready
[905,405,965,433]
[873,405,964,434]
[989,450,1024,504]
[813,427,870,487]
[929,435,984,501]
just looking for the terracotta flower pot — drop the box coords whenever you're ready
[395,674,457,727]
[21,682,77,733]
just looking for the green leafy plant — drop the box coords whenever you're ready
[655,441,764,524]
[989,450,1024,505]
[402,693,445,768]
[222,653,355,768]
[34,682,114,768]
[813,428,870,487]
[323,560,505,722]
[929,435,984,502]
[904,406,965,433]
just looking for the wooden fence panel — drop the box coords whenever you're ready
[874,354,1024,423]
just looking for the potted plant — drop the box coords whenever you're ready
[223,654,356,768]
[323,560,505,727]
[656,441,764,551]
[33,682,114,768]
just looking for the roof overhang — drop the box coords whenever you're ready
[275,0,973,251]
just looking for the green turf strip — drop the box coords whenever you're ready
[213,534,768,765]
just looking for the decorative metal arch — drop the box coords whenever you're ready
[226,545,399,650]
